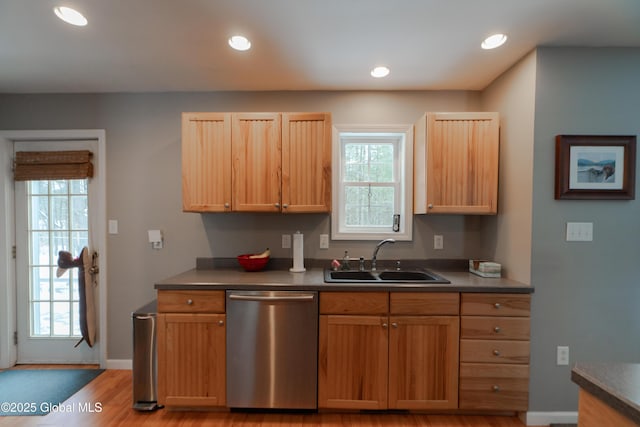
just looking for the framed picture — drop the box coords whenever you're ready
[555,135,636,200]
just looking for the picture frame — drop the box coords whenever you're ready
[555,135,636,200]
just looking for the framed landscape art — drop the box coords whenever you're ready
[555,135,636,200]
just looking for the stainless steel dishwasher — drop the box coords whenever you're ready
[226,290,318,409]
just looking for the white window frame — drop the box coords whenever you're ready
[331,124,413,241]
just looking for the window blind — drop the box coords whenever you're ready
[14,150,93,181]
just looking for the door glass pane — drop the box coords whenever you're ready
[27,179,88,338]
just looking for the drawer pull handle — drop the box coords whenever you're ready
[186,299,193,305]
[492,385,500,392]
[494,303,501,309]
[493,349,501,356]
[494,326,501,333]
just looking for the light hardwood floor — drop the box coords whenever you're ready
[0,368,542,427]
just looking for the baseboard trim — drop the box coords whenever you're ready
[106,359,132,370]
[525,411,578,425]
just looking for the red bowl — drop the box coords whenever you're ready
[237,254,269,272]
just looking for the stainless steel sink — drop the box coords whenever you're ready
[324,269,450,284]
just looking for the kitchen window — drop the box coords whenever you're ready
[332,125,413,241]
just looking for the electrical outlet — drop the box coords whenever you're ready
[566,222,593,241]
[557,346,570,366]
[434,235,444,250]
[319,234,329,249]
[282,234,291,249]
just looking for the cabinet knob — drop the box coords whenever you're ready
[494,302,501,309]
[492,385,501,392]
[224,203,230,208]
[391,322,398,328]
[493,349,501,356]
[428,204,433,209]
[275,202,280,208]
[382,323,388,329]
[494,326,501,333]
[218,320,224,326]
[186,299,193,305]
[282,204,288,208]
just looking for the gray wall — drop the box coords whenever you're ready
[0,90,494,360]
[529,47,640,410]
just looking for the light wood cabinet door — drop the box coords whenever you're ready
[157,313,226,407]
[182,113,232,212]
[388,316,459,410]
[281,112,332,212]
[318,314,388,410]
[232,113,282,212]
[415,112,499,214]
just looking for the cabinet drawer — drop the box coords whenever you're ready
[459,363,529,411]
[460,316,530,340]
[461,293,530,317]
[460,339,530,364]
[158,290,225,313]
[320,292,388,315]
[390,292,459,315]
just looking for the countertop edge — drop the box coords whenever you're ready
[571,363,640,425]
[154,267,534,293]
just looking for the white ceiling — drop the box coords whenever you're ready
[1,0,640,93]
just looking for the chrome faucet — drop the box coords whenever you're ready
[371,238,396,271]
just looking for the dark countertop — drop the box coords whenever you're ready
[155,264,533,293]
[572,362,640,424]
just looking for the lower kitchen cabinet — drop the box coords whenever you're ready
[388,315,459,409]
[318,292,459,410]
[318,314,389,409]
[157,290,226,408]
[459,293,531,411]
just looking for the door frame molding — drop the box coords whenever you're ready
[0,130,107,369]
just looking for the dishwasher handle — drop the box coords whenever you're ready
[228,293,315,302]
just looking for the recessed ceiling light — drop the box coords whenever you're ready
[228,35,251,51]
[481,33,507,50]
[371,66,390,78]
[53,6,88,27]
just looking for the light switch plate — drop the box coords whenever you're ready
[566,222,593,241]
[108,219,118,235]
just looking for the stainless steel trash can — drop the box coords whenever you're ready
[132,300,160,411]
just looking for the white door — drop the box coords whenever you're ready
[15,140,99,364]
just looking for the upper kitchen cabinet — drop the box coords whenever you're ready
[414,112,499,215]
[182,113,232,212]
[232,113,282,212]
[282,113,332,213]
[182,111,331,213]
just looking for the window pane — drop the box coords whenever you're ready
[32,302,51,336]
[50,180,68,195]
[72,302,80,336]
[344,143,394,182]
[31,266,51,301]
[31,231,49,266]
[345,186,394,226]
[50,196,69,230]
[30,196,49,230]
[70,195,88,229]
[53,274,70,301]
[70,179,87,195]
[53,302,70,336]
[51,231,69,261]
[71,231,88,254]
[29,180,49,195]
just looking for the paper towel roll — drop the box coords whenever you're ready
[289,231,306,272]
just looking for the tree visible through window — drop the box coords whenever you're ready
[332,126,413,241]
